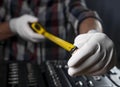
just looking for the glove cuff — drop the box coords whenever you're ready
[9,18,17,33]
[88,29,99,33]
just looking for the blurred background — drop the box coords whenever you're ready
[86,0,120,67]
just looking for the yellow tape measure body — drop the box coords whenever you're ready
[30,22,77,53]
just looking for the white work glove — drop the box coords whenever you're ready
[9,14,44,42]
[67,30,116,76]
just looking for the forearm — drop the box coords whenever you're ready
[0,22,15,40]
[67,0,102,34]
[78,18,103,34]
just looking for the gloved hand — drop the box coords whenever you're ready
[9,14,44,42]
[67,30,116,76]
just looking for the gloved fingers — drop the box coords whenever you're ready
[88,58,114,76]
[21,23,37,36]
[84,53,109,76]
[68,43,116,76]
[28,38,43,42]
[68,39,98,67]
[22,36,44,42]
[18,25,44,42]
[67,60,104,76]
[31,33,45,39]
[82,48,115,76]
[74,34,94,48]
[67,48,103,76]
[31,34,45,42]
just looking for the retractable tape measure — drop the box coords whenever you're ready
[29,22,77,54]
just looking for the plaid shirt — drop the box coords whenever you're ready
[0,0,101,63]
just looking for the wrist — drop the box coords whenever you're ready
[78,18,103,34]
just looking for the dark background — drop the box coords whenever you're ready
[85,0,120,66]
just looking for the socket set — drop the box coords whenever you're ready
[44,60,120,87]
[0,60,120,87]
